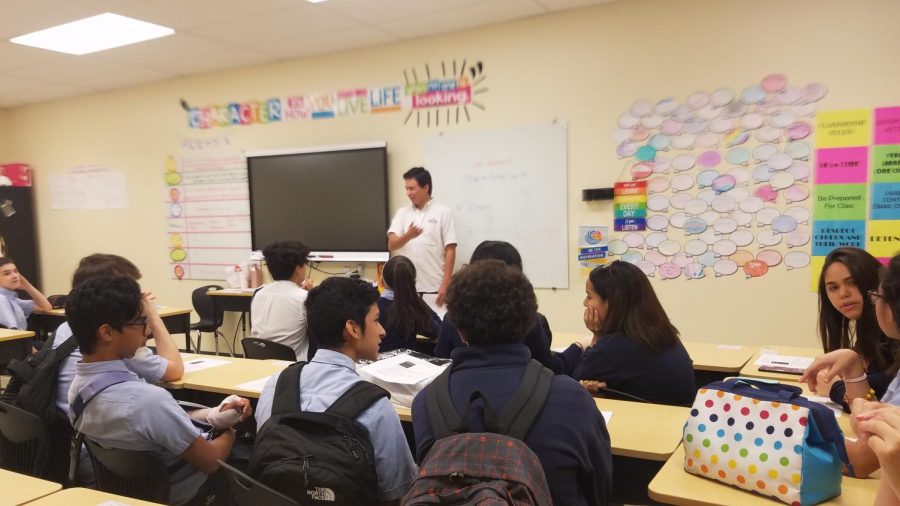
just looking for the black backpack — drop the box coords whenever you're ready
[248,361,389,505]
[403,360,554,505]
[1,334,79,481]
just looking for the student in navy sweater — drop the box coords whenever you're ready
[378,255,441,352]
[574,260,695,406]
[412,260,612,505]
[434,240,582,374]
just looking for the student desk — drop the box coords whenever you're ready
[648,444,879,506]
[738,346,822,382]
[0,328,34,343]
[166,353,291,398]
[394,398,688,461]
[0,468,61,504]
[31,306,194,350]
[27,487,164,505]
[207,288,254,340]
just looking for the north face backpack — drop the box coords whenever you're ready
[248,361,389,505]
[403,359,555,505]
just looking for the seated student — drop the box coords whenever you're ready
[378,255,441,353]
[574,260,695,406]
[815,247,897,408]
[66,276,251,506]
[434,240,582,374]
[256,277,417,503]
[0,256,51,329]
[412,260,612,505]
[251,240,314,360]
[804,253,900,481]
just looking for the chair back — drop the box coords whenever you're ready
[218,459,299,506]
[241,338,296,361]
[84,437,170,503]
[0,402,49,477]
[191,284,224,331]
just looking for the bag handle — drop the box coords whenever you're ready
[727,377,803,401]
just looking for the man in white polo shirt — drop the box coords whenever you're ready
[387,167,457,311]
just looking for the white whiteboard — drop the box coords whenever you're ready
[423,122,568,288]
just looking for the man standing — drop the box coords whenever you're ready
[387,167,457,310]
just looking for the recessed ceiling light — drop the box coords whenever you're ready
[9,13,174,55]
[306,0,329,3]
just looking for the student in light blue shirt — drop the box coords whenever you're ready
[0,256,51,329]
[256,276,418,503]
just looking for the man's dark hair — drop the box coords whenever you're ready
[0,256,14,269]
[262,241,311,280]
[403,167,432,196]
[65,276,142,355]
[71,253,141,288]
[446,260,537,346]
[305,277,380,350]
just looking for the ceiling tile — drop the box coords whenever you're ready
[322,0,483,24]
[0,42,74,72]
[253,24,398,60]
[533,0,618,10]
[0,0,97,39]
[112,0,312,30]
[376,0,546,39]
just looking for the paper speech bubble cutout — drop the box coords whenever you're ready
[752,164,773,182]
[646,215,668,231]
[739,196,764,213]
[622,250,644,264]
[686,91,710,110]
[613,129,632,142]
[647,176,670,194]
[725,147,750,166]
[732,249,755,266]
[741,86,765,105]
[608,239,628,255]
[684,239,708,256]
[700,211,721,226]
[656,97,679,115]
[635,145,657,162]
[711,87,736,107]
[757,230,782,246]
[784,185,811,203]
[786,121,812,140]
[786,229,811,247]
[647,194,670,212]
[756,126,782,143]
[743,260,770,278]
[670,193,692,210]
[754,185,778,202]
[776,87,802,105]
[695,132,720,148]
[698,251,718,267]
[624,232,645,248]
[671,134,695,150]
[669,212,688,229]
[756,100,779,115]
[630,128,650,142]
[657,240,681,256]
[696,189,717,204]
[661,119,684,135]
[769,171,796,190]
[711,196,736,213]
[617,140,638,158]
[767,153,793,171]
[711,175,737,193]
[671,174,695,191]
[772,215,799,233]
[761,73,788,93]
[725,130,750,146]
[645,250,667,266]
[710,117,734,134]
[756,207,781,226]
[653,157,672,173]
[730,229,754,247]
[618,112,640,129]
[645,232,669,249]
[726,168,751,186]
[753,143,778,162]
[786,141,811,160]
[770,112,795,129]
[713,217,738,234]
[714,258,739,276]
[784,206,811,224]
[672,105,693,122]
[636,260,656,276]
[672,253,693,268]
[659,262,682,280]
[630,100,653,117]
[787,162,811,181]
[683,217,708,235]
[684,117,709,134]
[801,83,828,103]
[684,199,708,215]
[697,152,722,170]
[757,249,783,267]
[713,239,737,256]
[696,169,720,187]
[672,154,695,172]
[698,229,718,246]
[785,251,812,269]
[731,210,753,227]
[641,115,664,129]
[795,103,817,117]
[684,262,706,279]
[648,134,670,151]
[631,162,654,180]
[739,113,764,130]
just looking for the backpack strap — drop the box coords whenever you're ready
[326,381,390,419]
[7,335,79,383]
[426,365,464,439]
[271,361,306,417]
[492,360,554,440]
[70,371,138,423]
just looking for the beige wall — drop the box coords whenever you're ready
[4,0,900,350]
[0,109,7,159]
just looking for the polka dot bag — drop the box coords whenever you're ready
[683,378,850,505]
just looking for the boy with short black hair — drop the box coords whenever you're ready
[251,240,314,360]
[0,256,51,329]
[67,276,251,506]
[255,276,417,504]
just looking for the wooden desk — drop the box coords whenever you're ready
[28,487,164,505]
[648,444,879,506]
[394,397,687,462]
[208,288,253,313]
[0,468,61,504]
[739,346,822,382]
[167,353,291,398]
[0,328,34,343]
[32,306,193,351]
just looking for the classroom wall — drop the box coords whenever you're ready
[3,0,900,350]
[0,109,7,160]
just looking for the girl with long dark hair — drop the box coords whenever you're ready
[378,255,441,352]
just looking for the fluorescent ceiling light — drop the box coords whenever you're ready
[10,13,174,55]
[306,0,329,3]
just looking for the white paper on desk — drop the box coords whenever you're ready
[235,377,271,393]
[753,354,813,370]
[360,353,445,385]
[600,411,612,425]
[183,357,231,373]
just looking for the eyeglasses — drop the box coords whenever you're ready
[122,316,148,334]
[867,290,884,305]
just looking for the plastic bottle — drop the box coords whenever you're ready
[248,263,260,288]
